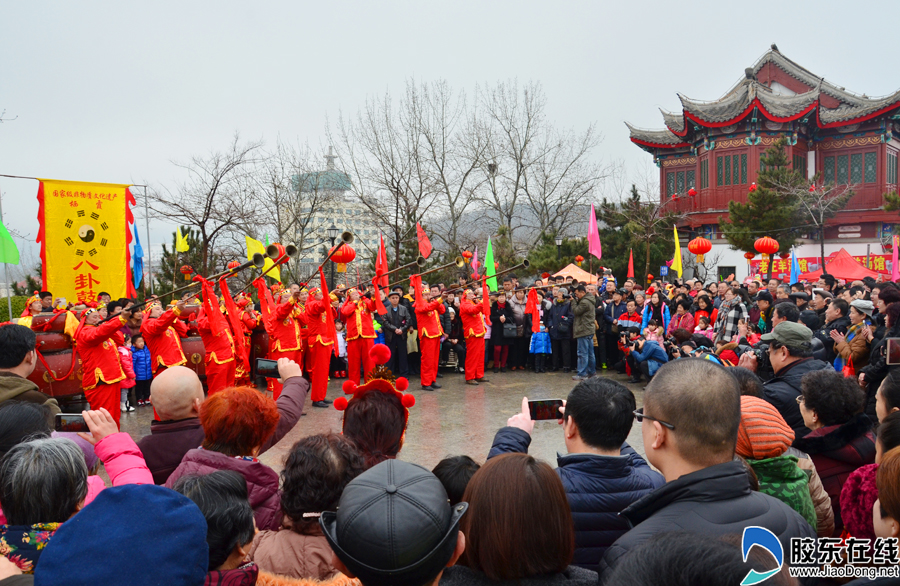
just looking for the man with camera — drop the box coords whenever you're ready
[626,335,669,385]
[737,321,831,439]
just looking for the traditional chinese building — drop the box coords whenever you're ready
[627,45,900,279]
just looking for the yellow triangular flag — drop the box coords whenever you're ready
[176,227,190,253]
[671,225,683,278]
[246,235,280,282]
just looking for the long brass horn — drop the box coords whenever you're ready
[265,242,299,261]
[385,257,465,289]
[340,231,354,244]
[442,259,531,294]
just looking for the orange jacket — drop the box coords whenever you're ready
[416,299,446,339]
[266,300,304,352]
[305,297,336,346]
[140,309,188,373]
[340,297,376,341]
[76,315,127,390]
[459,298,486,338]
[197,310,235,365]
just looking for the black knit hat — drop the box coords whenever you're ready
[320,460,467,586]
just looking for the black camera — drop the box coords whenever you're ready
[753,343,772,373]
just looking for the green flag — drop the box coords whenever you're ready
[0,223,19,265]
[485,236,497,291]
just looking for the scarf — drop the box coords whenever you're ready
[834,319,870,371]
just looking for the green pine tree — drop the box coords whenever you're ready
[720,138,800,257]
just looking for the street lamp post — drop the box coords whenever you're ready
[327,224,339,290]
[555,235,563,260]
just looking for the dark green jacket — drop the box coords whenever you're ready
[571,294,597,339]
[749,454,817,531]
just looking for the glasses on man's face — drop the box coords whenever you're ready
[633,408,675,430]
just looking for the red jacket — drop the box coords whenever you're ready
[305,297,335,346]
[416,299,446,339]
[197,309,235,364]
[266,300,304,353]
[140,309,188,373]
[340,298,376,340]
[240,309,259,335]
[459,298,485,338]
[76,315,127,390]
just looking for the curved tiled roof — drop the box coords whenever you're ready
[750,50,866,107]
[819,87,900,126]
[624,122,687,147]
[660,109,686,135]
[678,80,820,126]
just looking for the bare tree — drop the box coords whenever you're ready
[785,181,854,273]
[329,90,437,267]
[244,140,343,284]
[149,134,263,275]
[477,81,605,249]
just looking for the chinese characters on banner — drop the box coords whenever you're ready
[36,180,136,304]
[750,254,892,278]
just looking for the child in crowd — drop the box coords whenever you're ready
[432,455,481,506]
[643,319,662,343]
[694,315,715,341]
[331,320,348,378]
[130,334,153,407]
[746,323,763,345]
[530,323,552,373]
[119,335,136,413]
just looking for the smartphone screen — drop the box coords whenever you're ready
[256,358,280,378]
[887,338,900,366]
[55,413,90,433]
[528,399,564,421]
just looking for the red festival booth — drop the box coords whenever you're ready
[798,248,887,282]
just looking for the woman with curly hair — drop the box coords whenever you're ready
[793,368,876,534]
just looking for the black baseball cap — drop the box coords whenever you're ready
[320,460,467,586]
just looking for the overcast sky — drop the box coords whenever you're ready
[2,0,898,275]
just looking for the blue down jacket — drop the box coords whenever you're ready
[488,426,664,572]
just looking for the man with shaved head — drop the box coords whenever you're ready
[599,359,816,580]
[136,359,308,484]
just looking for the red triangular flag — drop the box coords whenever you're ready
[372,276,388,315]
[416,222,432,259]
[627,249,635,279]
[319,267,339,356]
[376,234,389,287]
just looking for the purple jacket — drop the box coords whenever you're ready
[166,448,282,531]
[139,376,308,486]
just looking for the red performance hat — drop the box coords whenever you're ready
[334,343,415,425]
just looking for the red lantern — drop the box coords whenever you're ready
[227,260,241,271]
[330,244,356,273]
[494,262,499,270]
[688,237,712,263]
[808,184,816,192]
[470,272,479,280]
[180,265,194,281]
[754,236,779,257]
[574,254,584,267]
[744,252,755,260]
[749,182,757,193]
[779,252,790,260]
[461,250,473,264]
[673,193,680,200]
[688,187,697,197]
[647,274,654,283]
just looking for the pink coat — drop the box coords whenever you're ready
[118,346,136,389]
[0,432,153,524]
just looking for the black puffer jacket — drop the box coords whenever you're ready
[860,322,900,420]
[598,460,816,583]
[762,358,832,440]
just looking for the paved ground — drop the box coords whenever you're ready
[120,368,647,475]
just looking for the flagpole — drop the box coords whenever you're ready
[144,186,153,295]
[0,194,11,321]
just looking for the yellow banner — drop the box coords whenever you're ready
[38,180,133,304]
[246,235,280,282]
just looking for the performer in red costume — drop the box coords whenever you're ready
[75,307,132,427]
[196,299,236,396]
[140,299,189,374]
[304,287,336,408]
[264,289,305,399]
[339,288,377,384]
[415,284,446,391]
[459,287,490,385]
